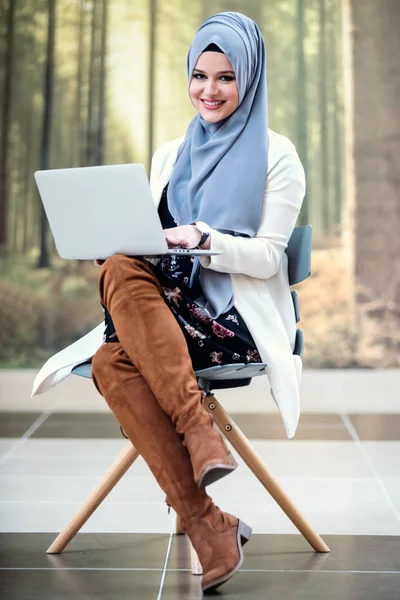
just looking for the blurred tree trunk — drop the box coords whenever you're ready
[201,0,209,22]
[344,0,400,304]
[201,0,225,21]
[330,0,342,229]
[96,0,108,165]
[241,1,261,26]
[37,0,56,269]
[22,6,37,253]
[86,0,100,166]
[0,0,16,253]
[319,0,329,233]
[12,141,24,252]
[148,0,156,172]
[76,0,85,166]
[296,0,309,225]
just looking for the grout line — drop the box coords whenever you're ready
[0,408,55,469]
[240,568,400,574]
[156,513,176,600]
[0,474,392,482]
[0,567,399,575]
[0,500,168,505]
[340,413,400,527]
[0,567,165,571]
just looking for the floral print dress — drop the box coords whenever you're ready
[103,187,262,371]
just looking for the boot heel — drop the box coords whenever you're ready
[238,520,252,545]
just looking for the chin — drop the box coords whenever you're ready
[200,110,229,123]
[202,114,221,123]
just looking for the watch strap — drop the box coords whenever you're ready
[192,221,211,247]
[198,231,210,247]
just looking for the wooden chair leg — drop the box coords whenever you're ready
[47,442,140,554]
[176,508,203,575]
[190,541,203,575]
[204,395,330,553]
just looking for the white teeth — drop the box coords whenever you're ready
[203,101,223,107]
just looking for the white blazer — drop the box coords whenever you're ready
[32,129,305,439]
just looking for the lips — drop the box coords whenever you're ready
[201,99,225,110]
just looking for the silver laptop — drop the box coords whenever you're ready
[34,164,222,260]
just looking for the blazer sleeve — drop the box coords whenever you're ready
[199,140,306,280]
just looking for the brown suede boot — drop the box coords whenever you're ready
[92,342,251,593]
[97,254,236,488]
[183,504,252,594]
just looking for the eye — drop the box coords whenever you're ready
[193,73,206,80]
[220,75,235,82]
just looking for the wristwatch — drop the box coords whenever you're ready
[193,221,211,247]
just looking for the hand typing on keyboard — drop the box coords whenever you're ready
[164,225,202,249]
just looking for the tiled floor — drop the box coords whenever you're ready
[1,369,400,599]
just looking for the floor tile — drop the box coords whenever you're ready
[3,411,400,441]
[0,474,163,503]
[0,569,162,600]
[0,453,151,477]
[8,438,129,459]
[3,439,374,480]
[205,477,400,535]
[349,414,400,441]
[162,569,400,600]
[167,533,400,572]
[0,414,42,438]
[205,503,400,536]
[0,440,15,459]
[2,479,399,536]
[362,442,400,479]
[210,476,397,520]
[242,534,400,571]
[231,413,351,440]
[381,480,400,514]
[0,532,170,569]
[31,413,122,439]
[232,440,375,479]
[0,500,174,533]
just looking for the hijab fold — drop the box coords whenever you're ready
[167,12,269,318]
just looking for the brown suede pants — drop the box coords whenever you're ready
[94,255,204,429]
[91,255,248,593]
[91,255,219,520]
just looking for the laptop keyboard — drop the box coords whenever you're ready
[171,248,195,253]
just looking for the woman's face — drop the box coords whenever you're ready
[189,52,239,123]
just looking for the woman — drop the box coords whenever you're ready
[91,11,305,594]
[33,11,305,595]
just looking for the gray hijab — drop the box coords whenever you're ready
[167,12,268,318]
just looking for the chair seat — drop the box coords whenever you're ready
[72,360,267,382]
[195,362,267,380]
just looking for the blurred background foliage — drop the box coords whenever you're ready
[0,0,399,368]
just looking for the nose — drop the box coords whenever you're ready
[204,79,219,97]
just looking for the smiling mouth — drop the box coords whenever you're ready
[201,99,225,110]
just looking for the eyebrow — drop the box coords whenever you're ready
[193,68,235,75]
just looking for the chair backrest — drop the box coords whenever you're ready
[285,225,312,286]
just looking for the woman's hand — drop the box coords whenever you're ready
[164,225,202,248]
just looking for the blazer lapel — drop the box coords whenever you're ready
[149,138,183,207]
